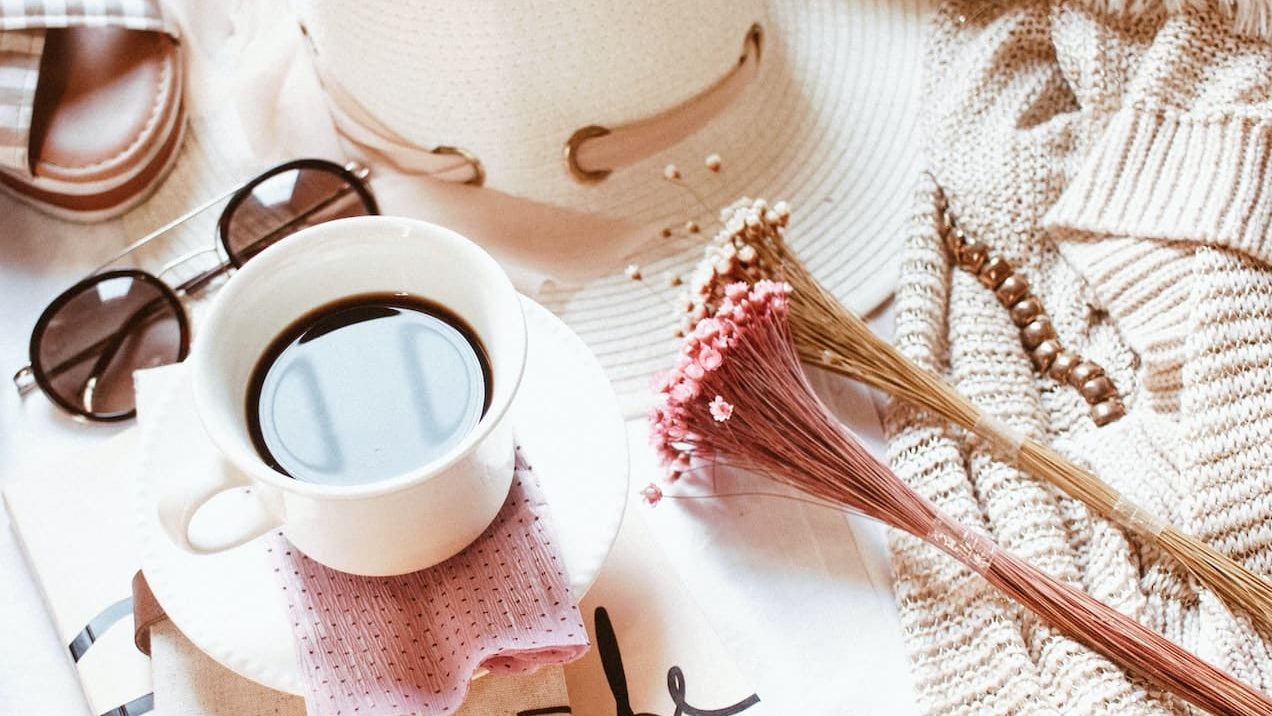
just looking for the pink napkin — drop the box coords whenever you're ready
[267,447,588,715]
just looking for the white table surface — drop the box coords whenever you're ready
[0,1,920,703]
[0,191,918,714]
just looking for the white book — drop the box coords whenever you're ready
[3,430,154,716]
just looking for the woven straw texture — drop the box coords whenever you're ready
[886,2,1272,713]
[294,0,933,414]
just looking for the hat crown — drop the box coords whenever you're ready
[298,0,763,167]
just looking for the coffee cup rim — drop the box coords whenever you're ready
[190,216,528,501]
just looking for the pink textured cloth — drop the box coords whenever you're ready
[268,447,588,715]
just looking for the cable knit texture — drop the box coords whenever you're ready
[887,2,1272,713]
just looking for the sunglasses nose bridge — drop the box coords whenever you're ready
[158,248,223,281]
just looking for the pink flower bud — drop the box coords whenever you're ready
[671,379,700,402]
[640,483,664,507]
[725,282,749,301]
[694,318,721,340]
[698,347,723,371]
[709,395,734,422]
[685,362,705,381]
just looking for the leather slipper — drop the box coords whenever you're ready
[0,1,184,222]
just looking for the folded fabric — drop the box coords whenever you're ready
[270,446,588,715]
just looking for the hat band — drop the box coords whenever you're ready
[565,23,763,183]
[312,64,488,186]
[307,22,761,189]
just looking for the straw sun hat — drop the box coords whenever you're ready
[295,0,932,414]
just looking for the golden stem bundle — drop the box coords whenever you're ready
[687,198,1272,638]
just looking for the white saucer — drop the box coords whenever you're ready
[135,296,628,695]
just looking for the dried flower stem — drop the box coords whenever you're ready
[651,282,1272,716]
[683,198,1272,638]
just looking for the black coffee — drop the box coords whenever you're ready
[246,293,491,486]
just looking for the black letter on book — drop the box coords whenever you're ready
[594,606,760,716]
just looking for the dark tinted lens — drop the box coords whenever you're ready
[34,274,185,420]
[223,165,373,265]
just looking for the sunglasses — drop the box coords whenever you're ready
[13,158,380,422]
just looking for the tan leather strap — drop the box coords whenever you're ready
[314,66,487,186]
[310,22,761,188]
[131,570,168,657]
[565,23,762,183]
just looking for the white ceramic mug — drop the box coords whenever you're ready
[159,216,527,576]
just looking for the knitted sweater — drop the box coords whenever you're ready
[886,2,1272,714]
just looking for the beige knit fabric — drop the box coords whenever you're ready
[886,2,1272,713]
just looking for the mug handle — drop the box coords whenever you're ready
[157,458,280,553]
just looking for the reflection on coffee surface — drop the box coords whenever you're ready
[246,293,491,486]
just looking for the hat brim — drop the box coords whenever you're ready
[536,0,933,415]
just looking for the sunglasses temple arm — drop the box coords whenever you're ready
[15,297,170,397]
[91,181,249,275]
[347,161,370,180]
[76,302,169,414]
